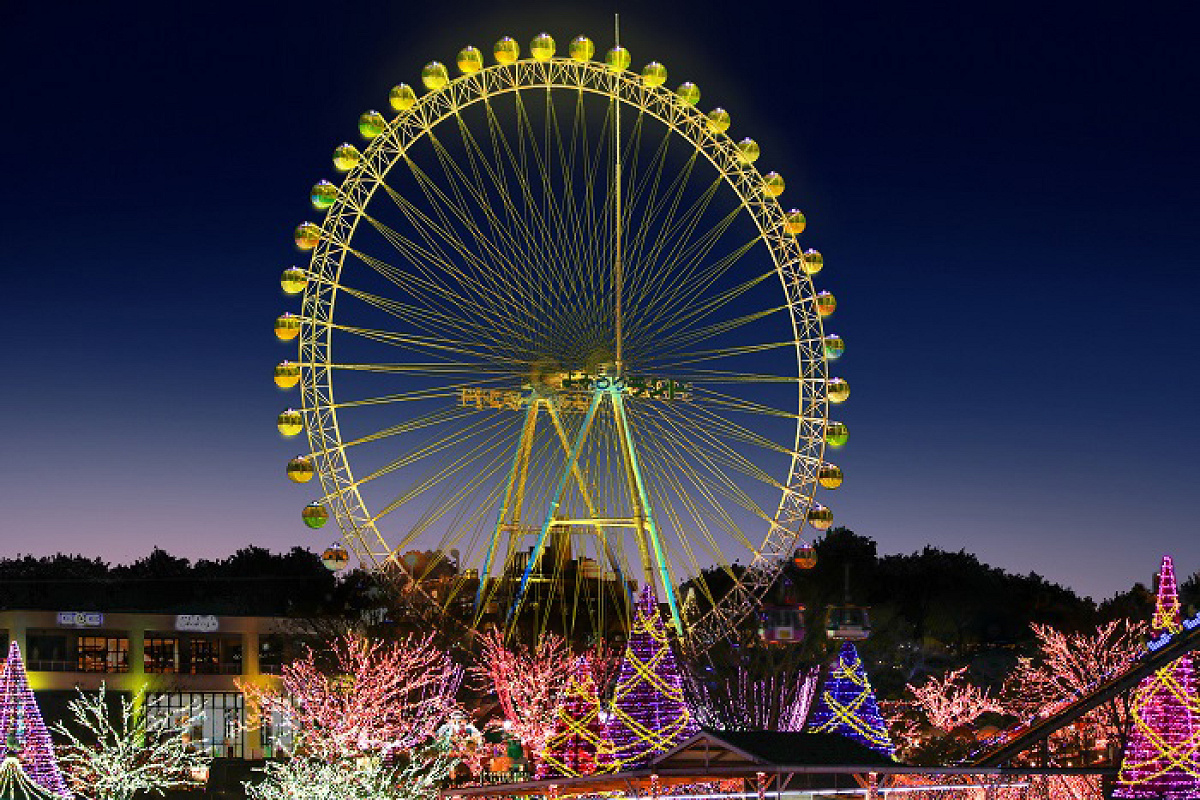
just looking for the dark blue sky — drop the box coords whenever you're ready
[3,0,1196,601]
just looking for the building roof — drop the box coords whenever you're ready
[651,730,896,770]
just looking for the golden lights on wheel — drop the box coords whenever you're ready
[358,110,386,138]
[332,143,361,172]
[273,29,853,639]
[286,456,315,483]
[277,409,303,437]
[280,267,307,295]
[274,361,300,389]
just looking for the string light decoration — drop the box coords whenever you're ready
[599,587,698,770]
[0,643,70,797]
[685,663,819,732]
[240,632,462,761]
[1114,555,1200,798]
[51,684,211,800]
[538,656,608,778]
[805,641,895,759]
[0,755,68,800]
[471,630,574,763]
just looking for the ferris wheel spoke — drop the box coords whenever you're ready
[330,281,532,351]
[371,420,517,527]
[660,404,791,494]
[373,172,539,318]
[627,234,764,349]
[638,408,780,532]
[333,406,482,452]
[651,304,792,356]
[327,361,511,376]
[642,340,800,370]
[507,90,608,325]
[323,321,529,364]
[670,400,825,467]
[634,418,754,561]
[350,412,516,492]
[360,183,544,340]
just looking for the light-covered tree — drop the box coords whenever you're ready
[244,750,452,800]
[240,632,462,761]
[470,631,574,760]
[51,684,211,800]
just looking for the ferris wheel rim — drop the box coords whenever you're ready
[294,53,831,651]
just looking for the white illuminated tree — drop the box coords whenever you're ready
[51,684,211,800]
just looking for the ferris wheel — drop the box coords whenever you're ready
[273,30,848,652]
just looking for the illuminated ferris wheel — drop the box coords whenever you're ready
[272,30,848,651]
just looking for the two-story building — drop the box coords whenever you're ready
[3,608,297,759]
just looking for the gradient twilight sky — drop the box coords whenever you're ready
[2,0,1196,602]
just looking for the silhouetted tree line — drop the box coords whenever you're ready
[691,528,1198,699]
[0,547,340,616]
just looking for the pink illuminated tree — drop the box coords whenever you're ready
[470,631,574,761]
[240,632,462,760]
[908,667,1003,732]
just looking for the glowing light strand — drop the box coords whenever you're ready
[805,641,895,758]
[1114,555,1200,798]
[600,587,698,770]
[0,643,70,797]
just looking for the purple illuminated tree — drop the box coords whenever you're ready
[0,642,70,797]
[599,587,697,770]
[805,641,895,759]
[1114,555,1200,799]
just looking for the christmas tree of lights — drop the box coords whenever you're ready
[805,641,895,759]
[0,755,69,800]
[538,655,608,778]
[0,643,70,797]
[1114,555,1200,799]
[599,587,698,770]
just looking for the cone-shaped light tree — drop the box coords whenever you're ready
[0,643,70,797]
[599,587,698,770]
[805,641,895,759]
[537,655,607,778]
[1114,555,1200,798]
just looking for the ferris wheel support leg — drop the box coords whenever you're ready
[544,402,630,607]
[507,390,603,625]
[611,393,684,637]
[476,400,540,613]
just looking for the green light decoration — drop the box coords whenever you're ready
[805,641,895,759]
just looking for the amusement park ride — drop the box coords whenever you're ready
[273,26,850,652]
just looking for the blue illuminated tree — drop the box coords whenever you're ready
[805,641,895,758]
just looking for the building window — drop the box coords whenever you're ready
[189,639,219,675]
[144,637,179,673]
[27,633,70,672]
[258,635,285,675]
[77,637,129,673]
[260,706,295,757]
[147,692,244,758]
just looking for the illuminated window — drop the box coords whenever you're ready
[144,637,179,673]
[77,637,129,673]
[147,692,244,758]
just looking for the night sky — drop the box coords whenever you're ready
[3,0,1196,601]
